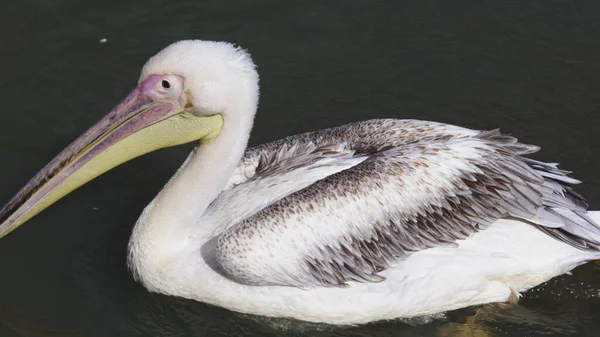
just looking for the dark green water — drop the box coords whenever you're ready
[2,0,600,336]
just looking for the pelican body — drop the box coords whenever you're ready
[1,40,600,325]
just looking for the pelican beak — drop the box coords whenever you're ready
[0,75,223,239]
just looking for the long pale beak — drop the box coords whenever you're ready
[0,78,223,239]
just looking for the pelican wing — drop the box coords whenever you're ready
[203,142,368,232]
[215,120,600,288]
[225,119,480,190]
[213,119,478,231]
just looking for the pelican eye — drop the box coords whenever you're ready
[160,80,171,89]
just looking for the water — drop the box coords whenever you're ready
[1,0,600,336]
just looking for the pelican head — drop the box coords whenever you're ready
[0,40,259,239]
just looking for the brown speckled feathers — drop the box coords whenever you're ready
[215,119,600,288]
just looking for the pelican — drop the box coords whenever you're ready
[1,40,600,325]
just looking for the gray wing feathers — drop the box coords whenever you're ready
[224,142,358,190]
[223,119,476,189]
[215,120,599,288]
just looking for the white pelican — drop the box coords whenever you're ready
[1,40,600,325]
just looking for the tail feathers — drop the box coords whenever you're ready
[544,208,600,248]
[517,157,600,251]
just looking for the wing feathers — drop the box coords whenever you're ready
[215,120,599,288]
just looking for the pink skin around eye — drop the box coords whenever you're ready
[138,75,184,101]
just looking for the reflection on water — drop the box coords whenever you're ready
[2,0,600,336]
